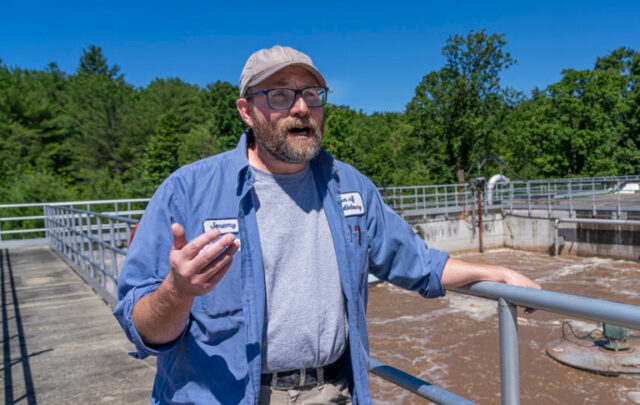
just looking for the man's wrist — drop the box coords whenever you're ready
[161,272,196,309]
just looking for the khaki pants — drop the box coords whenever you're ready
[258,373,352,404]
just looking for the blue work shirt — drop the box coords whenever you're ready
[113,131,449,404]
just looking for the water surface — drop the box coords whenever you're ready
[367,249,640,404]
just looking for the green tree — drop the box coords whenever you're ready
[502,47,640,178]
[178,81,245,165]
[77,44,121,78]
[0,63,72,185]
[406,29,517,183]
[323,104,358,166]
[204,81,246,152]
[141,113,183,193]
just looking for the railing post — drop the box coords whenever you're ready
[109,218,118,280]
[592,178,596,216]
[526,183,531,217]
[547,181,551,216]
[498,297,520,405]
[465,184,469,216]
[509,183,513,212]
[554,219,560,256]
[568,181,573,217]
[85,212,94,278]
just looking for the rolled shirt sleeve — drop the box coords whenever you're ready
[113,176,189,358]
[365,181,449,298]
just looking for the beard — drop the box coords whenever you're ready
[249,107,324,164]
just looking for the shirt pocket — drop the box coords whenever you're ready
[195,259,243,319]
[345,218,369,288]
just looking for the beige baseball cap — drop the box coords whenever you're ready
[239,45,326,97]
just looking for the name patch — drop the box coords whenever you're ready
[203,218,239,234]
[340,192,365,216]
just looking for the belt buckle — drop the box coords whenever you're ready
[272,371,300,390]
[270,366,325,390]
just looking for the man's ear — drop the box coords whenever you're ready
[236,98,254,128]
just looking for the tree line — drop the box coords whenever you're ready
[1,30,639,205]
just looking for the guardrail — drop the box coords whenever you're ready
[0,198,148,246]
[379,174,640,219]
[44,205,139,307]
[3,176,640,246]
[453,282,640,405]
[39,205,640,404]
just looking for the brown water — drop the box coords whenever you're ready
[367,249,640,404]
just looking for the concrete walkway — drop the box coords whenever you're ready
[1,245,156,404]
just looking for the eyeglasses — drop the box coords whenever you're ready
[245,87,328,110]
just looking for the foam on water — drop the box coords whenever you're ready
[627,391,640,404]
[535,262,596,282]
[446,293,497,321]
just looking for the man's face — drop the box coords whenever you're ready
[247,66,325,164]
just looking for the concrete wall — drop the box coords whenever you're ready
[412,209,640,261]
[503,210,557,254]
[413,212,506,253]
[559,223,640,261]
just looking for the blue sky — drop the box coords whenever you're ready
[2,1,639,114]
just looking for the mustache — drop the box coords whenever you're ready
[280,117,322,132]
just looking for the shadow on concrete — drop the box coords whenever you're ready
[2,248,37,404]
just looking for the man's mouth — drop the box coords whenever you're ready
[288,127,311,136]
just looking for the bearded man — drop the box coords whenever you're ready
[114,45,539,405]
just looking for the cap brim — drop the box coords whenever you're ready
[244,62,326,95]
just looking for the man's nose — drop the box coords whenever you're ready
[289,94,310,116]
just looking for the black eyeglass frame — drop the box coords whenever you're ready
[245,87,329,110]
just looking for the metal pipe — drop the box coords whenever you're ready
[478,188,483,253]
[454,282,640,330]
[369,358,477,405]
[498,298,520,405]
[592,178,596,216]
[554,218,640,225]
[554,219,559,256]
[568,181,573,216]
[526,183,531,216]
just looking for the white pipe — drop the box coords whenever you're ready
[486,174,510,205]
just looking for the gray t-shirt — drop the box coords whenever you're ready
[252,164,347,373]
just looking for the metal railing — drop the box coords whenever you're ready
[453,282,640,405]
[380,183,469,218]
[0,198,148,246]
[369,358,476,404]
[44,205,139,307]
[379,175,640,219]
[38,205,640,404]
[3,176,640,246]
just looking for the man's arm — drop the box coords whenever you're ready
[441,257,541,290]
[131,223,240,345]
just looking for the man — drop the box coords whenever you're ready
[114,45,540,404]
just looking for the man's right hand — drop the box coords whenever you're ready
[168,223,240,298]
[131,223,240,345]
